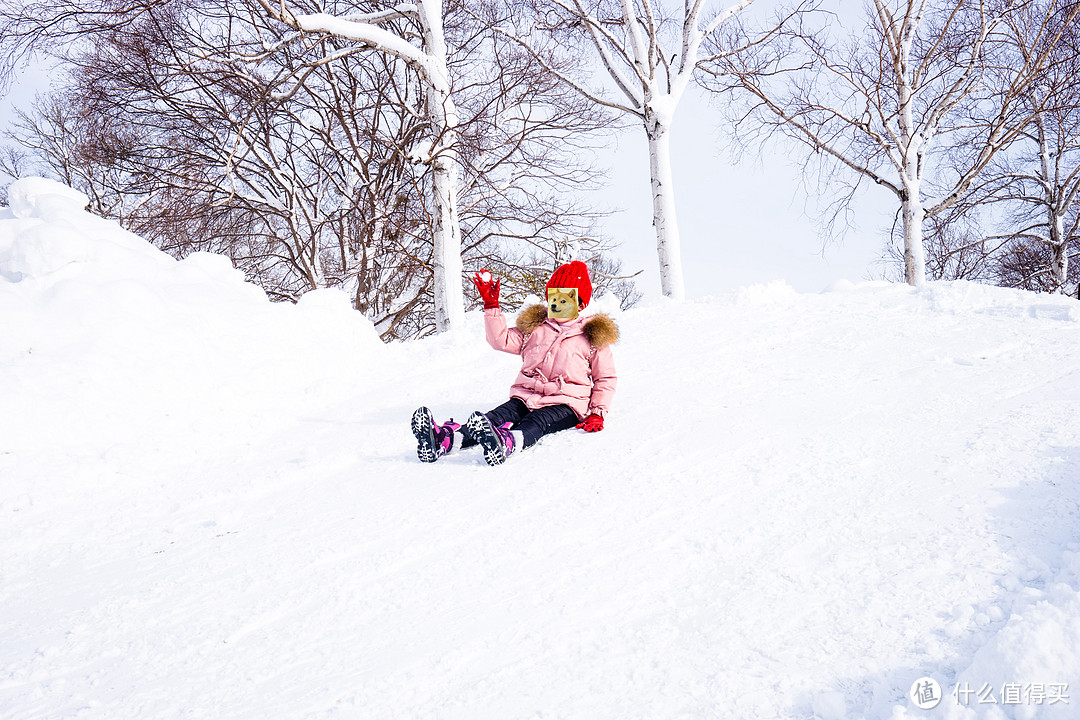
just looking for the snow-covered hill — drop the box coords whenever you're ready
[2,177,1079,719]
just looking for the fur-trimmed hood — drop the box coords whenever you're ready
[515,303,619,348]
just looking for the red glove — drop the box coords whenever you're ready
[576,414,604,432]
[473,269,500,310]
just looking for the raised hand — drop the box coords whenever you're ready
[473,269,501,310]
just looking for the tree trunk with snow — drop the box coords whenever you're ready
[417,0,465,332]
[896,23,927,289]
[429,148,464,331]
[1037,108,1070,291]
[1048,204,1068,290]
[257,0,466,333]
[646,116,686,300]
[1051,231,1068,289]
[901,190,927,287]
[493,0,755,300]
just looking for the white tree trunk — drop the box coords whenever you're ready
[895,20,926,289]
[429,146,464,331]
[417,0,464,333]
[1036,107,1069,292]
[647,120,686,300]
[284,1,467,333]
[1051,210,1068,289]
[902,188,927,286]
[501,0,749,304]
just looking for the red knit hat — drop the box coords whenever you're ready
[546,261,593,309]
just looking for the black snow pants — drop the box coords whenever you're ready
[462,397,579,450]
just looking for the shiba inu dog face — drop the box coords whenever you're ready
[547,287,580,320]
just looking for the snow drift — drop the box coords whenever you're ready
[2,177,1079,719]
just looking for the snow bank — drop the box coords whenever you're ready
[3,177,1080,720]
[0,176,382,463]
[881,562,1080,720]
[896,552,1080,720]
[949,579,1080,720]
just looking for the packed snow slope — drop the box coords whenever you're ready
[2,177,1079,720]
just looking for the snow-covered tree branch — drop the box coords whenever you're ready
[256,0,466,332]
[0,0,628,337]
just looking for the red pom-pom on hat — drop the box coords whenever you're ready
[546,260,593,309]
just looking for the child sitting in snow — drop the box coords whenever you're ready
[411,260,618,466]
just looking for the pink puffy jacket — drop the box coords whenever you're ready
[485,304,618,420]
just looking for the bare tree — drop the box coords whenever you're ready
[897,0,1080,292]
[0,0,629,337]
[245,0,469,332]
[980,0,1080,292]
[704,0,1080,287]
[449,9,620,299]
[1,3,443,337]
[883,209,1004,281]
[2,0,465,334]
[484,0,757,301]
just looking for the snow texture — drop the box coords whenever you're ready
[2,178,1079,718]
